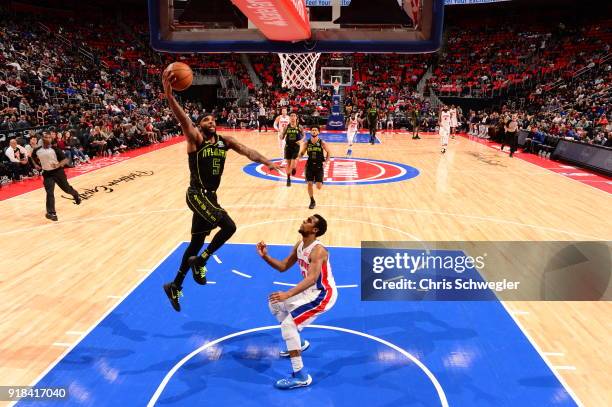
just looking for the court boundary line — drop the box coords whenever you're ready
[145,324,449,407]
[11,241,185,407]
[500,302,584,407]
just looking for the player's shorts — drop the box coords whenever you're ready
[284,144,300,160]
[439,126,450,137]
[186,187,227,235]
[305,165,324,183]
[271,288,338,330]
[347,130,357,144]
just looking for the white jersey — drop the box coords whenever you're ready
[450,108,458,127]
[277,115,290,134]
[440,111,451,130]
[348,117,359,133]
[296,240,337,293]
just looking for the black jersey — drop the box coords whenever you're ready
[368,108,378,122]
[188,134,228,191]
[284,125,302,149]
[306,138,325,168]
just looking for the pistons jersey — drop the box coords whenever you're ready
[440,111,451,129]
[278,115,290,134]
[296,240,337,293]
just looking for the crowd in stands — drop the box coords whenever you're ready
[429,20,612,97]
[466,60,612,154]
[0,13,181,184]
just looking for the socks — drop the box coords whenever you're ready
[290,355,303,373]
[173,270,187,287]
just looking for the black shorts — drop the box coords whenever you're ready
[305,166,324,183]
[284,145,299,160]
[186,187,227,235]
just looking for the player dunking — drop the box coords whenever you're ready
[299,126,331,209]
[273,107,291,166]
[439,105,451,154]
[257,214,336,389]
[161,70,279,312]
[281,112,304,187]
[346,112,360,157]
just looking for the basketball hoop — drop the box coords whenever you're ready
[278,53,321,91]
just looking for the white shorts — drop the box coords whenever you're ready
[440,127,450,145]
[273,288,337,330]
[347,130,357,144]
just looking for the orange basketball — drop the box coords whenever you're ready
[165,62,193,91]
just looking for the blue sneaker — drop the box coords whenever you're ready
[346,148,352,157]
[279,340,310,357]
[274,369,312,390]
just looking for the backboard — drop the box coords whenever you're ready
[321,67,353,87]
[148,0,444,53]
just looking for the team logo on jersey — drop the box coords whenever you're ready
[217,140,225,148]
[243,158,419,185]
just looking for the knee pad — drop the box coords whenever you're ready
[280,317,301,351]
[269,299,284,315]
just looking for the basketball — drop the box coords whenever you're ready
[165,62,193,91]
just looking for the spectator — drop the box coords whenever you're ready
[5,138,30,180]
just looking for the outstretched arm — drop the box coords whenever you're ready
[224,135,279,170]
[257,241,299,272]
[162,70,202,147]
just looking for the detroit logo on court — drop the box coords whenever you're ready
[244,157,420,185]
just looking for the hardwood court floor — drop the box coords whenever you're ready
[0,131,610,406]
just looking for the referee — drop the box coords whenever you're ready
[33,133,81,221]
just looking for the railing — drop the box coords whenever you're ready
[36,110,46,125]
[37,22,50,33]
[429,91,442,109]
[217,88,238,99]
[56,33,71,48]
[416,65,433,96]
[78,47,95,64]
[0,124,56,141]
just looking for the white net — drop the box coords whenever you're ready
[278,53,321,91]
